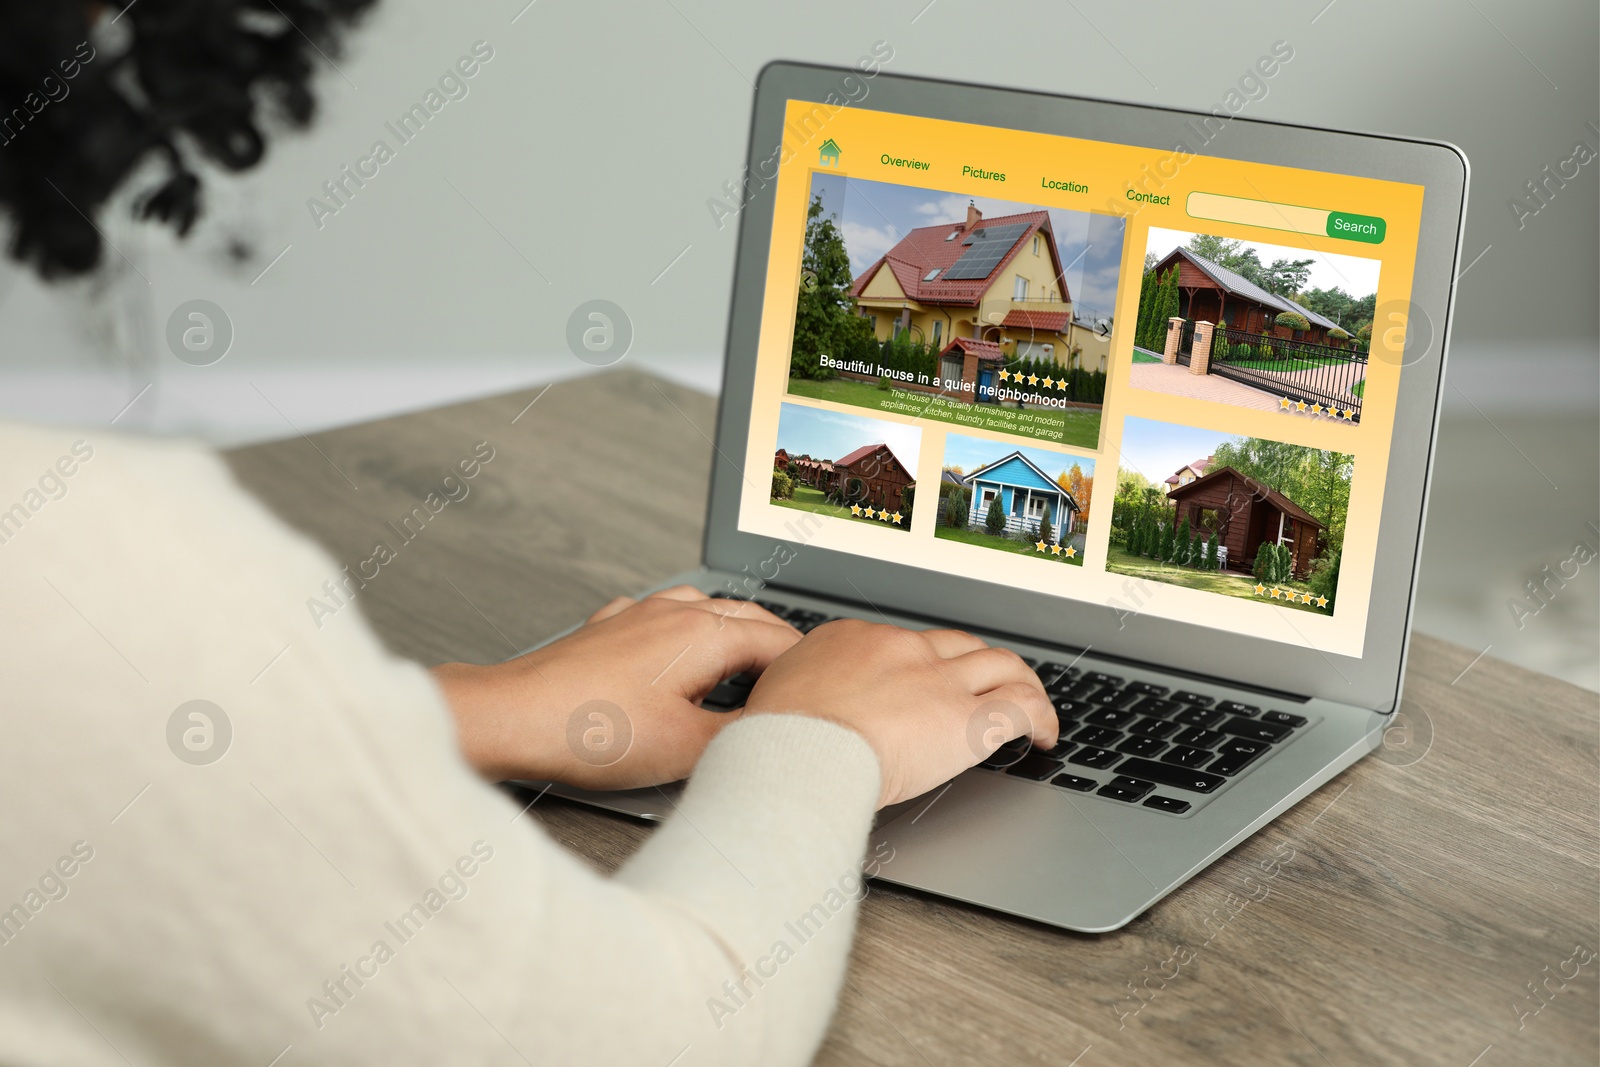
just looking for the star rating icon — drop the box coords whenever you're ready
[1315,595,1329,608]
[1026,374,1040,386]
[849,504,862,516]
[997,370,1011,382]
[1269,587,1281,599]
[863,506,876,519]
[891,511,903,525]
[1254,583,1267,595]
[1042,376,1056,389]
[1280,397,1293,410]
[1341,408,1355,421]
[1064,545,1077,559]
[1310,403,1323,414]
[1049,542,1062,555]
[1034,539,1048,552]
[1295,400,1308,413]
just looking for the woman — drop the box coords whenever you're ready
[0,5,1055,1064]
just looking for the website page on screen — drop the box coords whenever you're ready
[736,94,1426,659]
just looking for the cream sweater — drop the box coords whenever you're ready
[0,423,881,1066]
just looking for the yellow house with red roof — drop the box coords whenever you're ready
[848,202,1109,390]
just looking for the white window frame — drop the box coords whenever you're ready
[1013,275,1029,301]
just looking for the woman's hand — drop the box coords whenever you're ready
[434,586,799,786]
[742,619,1057,808]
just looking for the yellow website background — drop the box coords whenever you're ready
[738,101,1426,659]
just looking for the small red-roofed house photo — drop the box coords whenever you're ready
[785,174,1127,451]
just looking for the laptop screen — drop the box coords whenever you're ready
[736,96,1426,660]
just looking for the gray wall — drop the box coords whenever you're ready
[0,0,1593,410]
[1,0,1595,687]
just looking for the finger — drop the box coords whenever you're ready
[689,597,796,630]
[947,646,1044,696]
[919,628,988,659]
[587,596,636,624]
[978,680,1059,748]
[646,585,711,603]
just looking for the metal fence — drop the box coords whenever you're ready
[1207,327,1367,422]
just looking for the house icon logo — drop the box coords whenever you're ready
[818,138,841,167]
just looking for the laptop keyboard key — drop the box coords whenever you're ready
[1052,773,1097,792]
[1068,746,1121,770]
[1058,680,1099,701]
[1144,795,1192,814]
[1162,745,1215,769]
[1071,725,1122,748]
[1261,710,1308,727]
[1172,726,1224,748]
[1053,700,1089,724]
[1005,753,1065,781]
[1084,707,1137,729]
[1208,739,1270,775]
[1175,706,1225,728]
[1127,681,1171,697]
[1117,736,1168,758]
[1130,697,1182,718]
[1039,739,1077,759]
[1110,757,1225,794]
[1035,662,1074,686]
[1128,717,1179,739]
[700,682,749,709]
[1217,701,1260,717]
[1174,691,1214,706]
[1217,717,1291,742]
[1098,776,1155,802]
[1086,672,1124,688]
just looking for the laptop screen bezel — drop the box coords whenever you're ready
[702,61,1468,714]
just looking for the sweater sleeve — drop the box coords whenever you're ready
[0,423,879,1067]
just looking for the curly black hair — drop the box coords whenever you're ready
[0,0,377,279]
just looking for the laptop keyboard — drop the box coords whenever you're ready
[705,593,1312,816]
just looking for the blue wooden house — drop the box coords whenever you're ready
[963,451,1079,541]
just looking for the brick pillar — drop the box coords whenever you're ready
[1162,317,1184,365]
[1190,321,1214,375]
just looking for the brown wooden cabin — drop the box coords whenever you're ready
[1148,247,1345,344]
[833,443,914,511]
[1164,465,1324,579]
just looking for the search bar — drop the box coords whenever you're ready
[1186,191,1385,244]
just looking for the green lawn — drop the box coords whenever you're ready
[1351,379,1365,398]
[1103,544,1327,613]
[934,523,1085,566]
[787,376,1101,451]
[772,485,909,530]
[1132,350,1162,364]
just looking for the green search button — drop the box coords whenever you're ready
[1326,212,1385,244]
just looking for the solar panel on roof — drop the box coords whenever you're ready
[942,222,1029,280]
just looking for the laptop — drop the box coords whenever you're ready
[521,61,1468,932]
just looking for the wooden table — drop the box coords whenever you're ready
[227,369,1599,1067]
